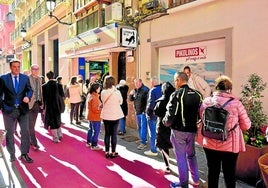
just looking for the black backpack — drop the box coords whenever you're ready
[202,98,237,141]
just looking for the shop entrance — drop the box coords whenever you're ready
[86,61,109,82]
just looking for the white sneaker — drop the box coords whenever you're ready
[144,150,158,156]
[137,143,147,150]
[165,167,171,174]
[86,143,91,148]
[91,145,102,150]
[189,180,200,186]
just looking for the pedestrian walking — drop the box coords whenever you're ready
[42,71,64,143]
[163,71,202,188]
[28,64,43,150]
[0,58,34,163]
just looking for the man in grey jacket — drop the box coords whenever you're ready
[28,64,43,150]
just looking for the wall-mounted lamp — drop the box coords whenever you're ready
[20,27,31,45]
[46,0,72,25]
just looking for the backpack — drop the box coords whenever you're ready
[202,98,237,141]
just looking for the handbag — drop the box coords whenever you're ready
[102,92,114,105]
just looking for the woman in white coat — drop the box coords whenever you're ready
[100,75,124,158]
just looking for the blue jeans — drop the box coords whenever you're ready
[87,121,101,147]
[119,117,126,133]
[136,113,147,144]
[171,130,199,187]
[147,118,157,153]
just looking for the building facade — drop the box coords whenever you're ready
[138,0,268,115]
[6,0,268,126]
[11,0,138,86]
[0,3,15,74]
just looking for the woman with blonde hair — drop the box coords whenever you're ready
[67,76,82,125]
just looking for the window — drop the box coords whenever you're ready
[77,11,98,35]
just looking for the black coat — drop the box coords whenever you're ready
[42,80,62,129]
[117,84,129,116]
[154,82,175,150]
[129,84,149,115]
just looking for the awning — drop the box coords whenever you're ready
[59,23,137,59]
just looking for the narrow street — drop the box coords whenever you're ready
[0,111,255,188]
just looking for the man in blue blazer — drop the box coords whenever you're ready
[0,58,33,163]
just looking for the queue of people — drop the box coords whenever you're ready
[0,61,252,188]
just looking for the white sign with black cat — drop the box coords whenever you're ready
[121,28,137,48]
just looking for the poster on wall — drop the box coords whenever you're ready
[159,39,225,90]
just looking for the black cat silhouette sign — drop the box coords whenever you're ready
[121,28,137,48]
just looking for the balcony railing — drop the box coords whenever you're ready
[11,0,200,43]
[11,0,64,43]
[171,0,196,8]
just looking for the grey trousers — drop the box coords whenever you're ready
[28,102,40,147]
[3,108,30,156]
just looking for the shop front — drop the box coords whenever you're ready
[59,23,138,83]
[138,0,268,111]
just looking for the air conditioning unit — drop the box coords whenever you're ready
[146,0,159,9]
[124,0,132,8]
[105,2,123,24]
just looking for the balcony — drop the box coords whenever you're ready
[11,0,69,44]
[171,0,196,8]
[5,12,15,22]
[14,0,26,8]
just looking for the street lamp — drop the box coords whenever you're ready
[46,0,72,25]
[20,27,31,44]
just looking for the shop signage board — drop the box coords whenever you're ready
[121,28,137,48]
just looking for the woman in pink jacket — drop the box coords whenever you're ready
[100,75,124,159]
[199,75,251,188]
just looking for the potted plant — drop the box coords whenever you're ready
[236,73,268,185]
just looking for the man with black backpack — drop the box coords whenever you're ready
[163,71,202,188]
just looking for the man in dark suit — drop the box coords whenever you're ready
[0,58,33,163]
